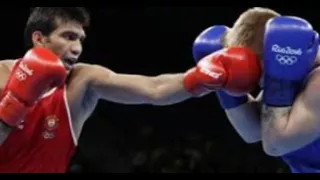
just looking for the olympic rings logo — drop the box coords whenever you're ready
[15,70,27,81]
[275,54,298,65]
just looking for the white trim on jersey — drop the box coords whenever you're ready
[41,88,57,99]
[63,86,78,146]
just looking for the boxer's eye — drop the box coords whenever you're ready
[62,32,80,42]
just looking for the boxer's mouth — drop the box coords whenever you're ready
[63,58,76,70]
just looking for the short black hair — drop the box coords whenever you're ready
[24,7,90,49]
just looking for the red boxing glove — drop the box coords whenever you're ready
[0,47,67,127]
[183,47,261,97]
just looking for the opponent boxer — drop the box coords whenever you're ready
[261,14,320,173]
[196,7,320,173]
[0,7,260,173]
[192,8,279,144]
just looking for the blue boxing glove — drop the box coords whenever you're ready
[263,16,319,107]
[192,25,248,109]
[193,25,229,61]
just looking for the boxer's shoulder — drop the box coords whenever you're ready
[65,62,107,103]
[68,63,89,78]
[64,63,93,92]
[71,63,99,75]
[68,63,112,83]
[67,63,99,83]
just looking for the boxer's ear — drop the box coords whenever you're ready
[31,31,46,47]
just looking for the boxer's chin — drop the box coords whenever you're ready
[62,63,72,75]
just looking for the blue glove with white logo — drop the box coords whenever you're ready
[192,25,248,109]
[263,16,319,106]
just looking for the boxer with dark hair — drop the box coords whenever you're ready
[196,7,320,173]
[0,7,260,173]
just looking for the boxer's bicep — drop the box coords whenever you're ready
[283,72,320,140]
[261,97,316,156]
[261,70,320,156]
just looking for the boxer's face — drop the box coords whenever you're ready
[32,20,86,73]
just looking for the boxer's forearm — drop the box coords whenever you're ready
[224,93,262,143]
[0,121,12,146]
[149,73,194,106]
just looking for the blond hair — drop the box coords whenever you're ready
[225,7,280,56]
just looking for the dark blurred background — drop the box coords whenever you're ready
[3,6,318,173]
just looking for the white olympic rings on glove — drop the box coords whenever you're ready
[15,70,27,81]
[275,54,298,65]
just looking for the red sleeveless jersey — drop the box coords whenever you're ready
[0,60,77,173]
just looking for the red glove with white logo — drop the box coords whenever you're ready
[183,47,261,97]
[0,47,67,127]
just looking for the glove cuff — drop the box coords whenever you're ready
[0,93,28,127]
[183,68,213,97]
[263,76,303,107]
[216,90,248,109]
